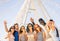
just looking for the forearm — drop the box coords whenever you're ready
[32,22,35,25]
[43,37,46,41]
[4,24,8,32]
[43,32,46,41]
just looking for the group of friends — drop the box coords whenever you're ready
[4,18,60,41]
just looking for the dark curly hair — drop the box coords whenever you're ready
[38,18,46,26]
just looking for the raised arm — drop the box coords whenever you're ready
[4,20,9,33]
[43,32,46,41]
[30,17,35,25]
[5,32,11,39]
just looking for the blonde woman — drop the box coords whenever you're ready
[45,20,53,41]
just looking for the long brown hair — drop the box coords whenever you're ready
[19,26,26,34]
[34,24,42,33]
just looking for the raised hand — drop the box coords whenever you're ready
[4,20,7,25]
[4,20,8,33]
[30,17,34,22]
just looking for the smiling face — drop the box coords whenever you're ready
[9,26,14,34]
[34,24,39,30]
[14,23,19,30]
[47,21,52,27]
[21,26,25,32]
[36,27,40,31]
[51,21,55,30]
[20,26,26,34]
[11,28,14,33]
[27,23,33,32]
[28,24,32,30]
[15,25,18,29]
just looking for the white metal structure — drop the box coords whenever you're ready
[15,0,51,26]
[15,0,59,41]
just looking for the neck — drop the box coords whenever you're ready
[15,29,18,31]
[38,30,41,32]
[30,29,32,33]
[23,31,25,33]
[11,32,13,34]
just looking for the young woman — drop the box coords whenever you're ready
[47,20,59,41]
[26,23,35,41]
[34,24,46,41]
[19,26,27,41]
[4,21,19,41]
[46,21,54,41]
[5,26,15,41]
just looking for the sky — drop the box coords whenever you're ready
[0,0,60,41]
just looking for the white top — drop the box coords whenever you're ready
[49,29,59,41]
[27,33,35,41]
[9,34,14,41]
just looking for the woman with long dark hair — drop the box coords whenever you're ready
[26,23,35,41]
[19,26,27,41]
[4,21,19,41]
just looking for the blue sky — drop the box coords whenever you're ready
[0,0,60,41]
[0,0,24,40]
[42,0,60,26]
